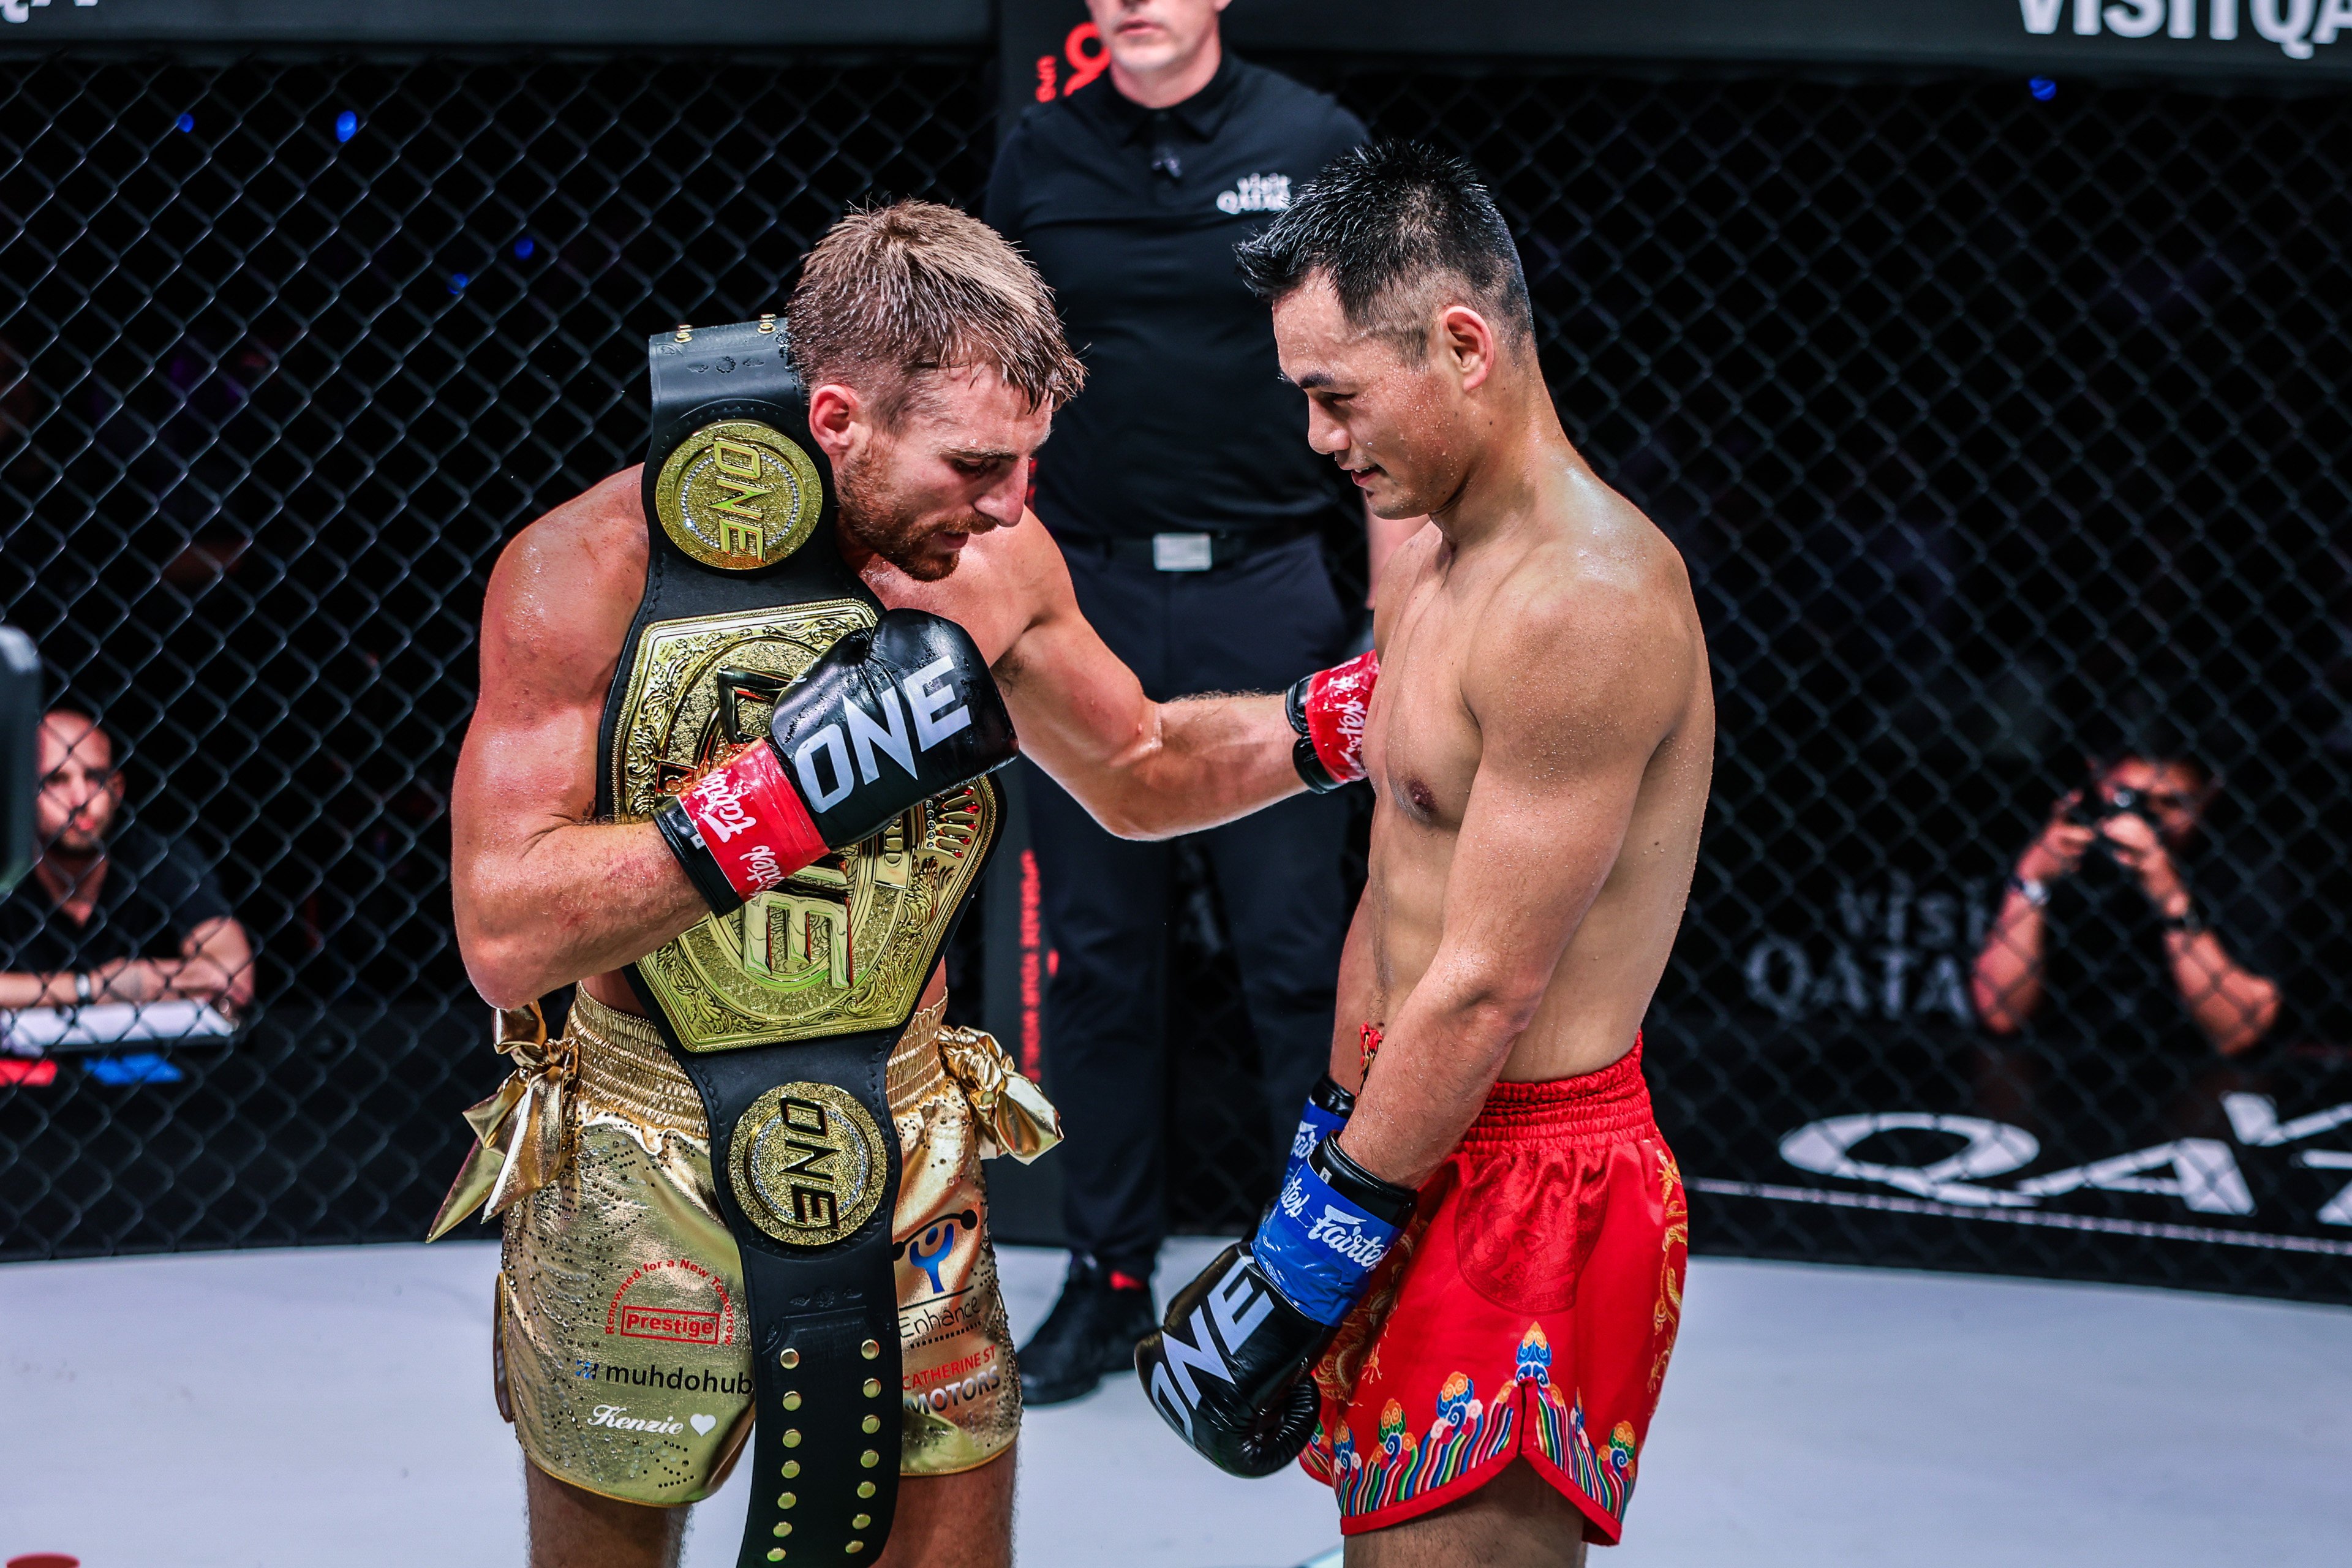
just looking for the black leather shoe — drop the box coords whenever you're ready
[1017,1256,1156,1407]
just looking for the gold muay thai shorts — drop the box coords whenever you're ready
[431,989,1060,1506]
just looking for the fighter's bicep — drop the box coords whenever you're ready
[1436,736,1647,995]
[1433,601,1675,987]
[994,534,1155,780]
[455,536,629,847]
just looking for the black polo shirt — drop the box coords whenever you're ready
[0,824,232,973]
[2031,839,2289,1063]
[986,53,1366,544]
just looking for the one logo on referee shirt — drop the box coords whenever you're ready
[1216,173,1292,214]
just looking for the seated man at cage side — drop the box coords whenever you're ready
[442,202,1377,1568]
[0,707,254,1023]
[1134,145,1713,1566]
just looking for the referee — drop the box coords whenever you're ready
[986,0,1412,1406]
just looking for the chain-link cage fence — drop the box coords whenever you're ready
[4,50,2348,1302]
[0,49,997,1257]
[1312,62,2352,1301]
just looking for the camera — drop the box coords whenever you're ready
[2060,778,2152,872]
[2063,779,2145,831]
[0,627,34,893]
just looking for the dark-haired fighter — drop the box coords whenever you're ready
[1136,145,1712,1564]
[440,201,1376,1568]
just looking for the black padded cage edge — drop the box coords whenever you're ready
[2,45,2348,1310]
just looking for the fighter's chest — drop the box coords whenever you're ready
[1365,603,1481,830]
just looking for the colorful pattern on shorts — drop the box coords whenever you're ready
[1308,1322,1635,1528]
[1299,1042,1682,1545]
[1520,1327,1636,1521]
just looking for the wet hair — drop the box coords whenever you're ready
[1234,141,1534,356]
[786,200,1085,420]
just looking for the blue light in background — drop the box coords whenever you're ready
[335,110,359,143]
[89,1053,183,1085]
[175,113,196,133]
[514,238,535,260]
[450,273,471,293]
[2029,78,2056,101]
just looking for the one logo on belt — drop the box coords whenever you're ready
[653,418,823,571]
[729,1080,889,1247]
[1216,173,1292,214]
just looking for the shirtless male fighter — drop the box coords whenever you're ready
[1137,144,1713,1564]
[432,202,1376,1568]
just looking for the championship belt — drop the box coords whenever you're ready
[597,318,999,1566]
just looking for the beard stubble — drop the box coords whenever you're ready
[836,451,982,584]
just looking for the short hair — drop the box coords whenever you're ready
[785,200,1085,419]
[1234,141,1534,356]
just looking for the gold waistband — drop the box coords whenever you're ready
[566,989,949,1135]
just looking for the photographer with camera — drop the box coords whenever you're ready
[1972,743,2280,1068]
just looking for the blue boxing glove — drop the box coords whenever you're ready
[1253,1131,1409,1326]
[1134,1134,1415,1476]
[1288,1072,1354,1168]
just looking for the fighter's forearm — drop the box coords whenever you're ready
[456,820,709,1009]
[1065,693,1302,840]
[1334,959,1533,1189]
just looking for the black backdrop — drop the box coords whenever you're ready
[2,42,2348,1303]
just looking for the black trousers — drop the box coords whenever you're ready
[1025,534,1355,1279]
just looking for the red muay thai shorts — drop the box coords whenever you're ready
[1300,1034,1689,1544]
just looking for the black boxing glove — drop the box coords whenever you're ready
[1136,1134,1416,1478]
[655,608,1017,913]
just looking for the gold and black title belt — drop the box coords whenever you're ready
[592,318,1000,1566]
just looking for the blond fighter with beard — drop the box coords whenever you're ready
[432,202,1379,1568]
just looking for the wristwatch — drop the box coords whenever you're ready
[72,971,92,1006]
[2008,874,2050,908]
[2161,904,2205,937]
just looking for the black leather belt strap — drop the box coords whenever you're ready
[603,317,913,1565]
[599,318,1005,1564]
[657,1019,910,1567]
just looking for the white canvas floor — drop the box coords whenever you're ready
[2,1237,2348,1567]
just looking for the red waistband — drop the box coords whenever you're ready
[1464,1034,1654,1149]
[1359,1025,1656,1148]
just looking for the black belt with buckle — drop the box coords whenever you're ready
[1057,526,1316,573]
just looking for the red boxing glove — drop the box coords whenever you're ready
[1286,649,1378,793]
[663,740,832,906]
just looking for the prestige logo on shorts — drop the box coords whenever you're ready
[605,1257,737,1346]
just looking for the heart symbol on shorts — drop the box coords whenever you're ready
[690,1414,717,1436]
